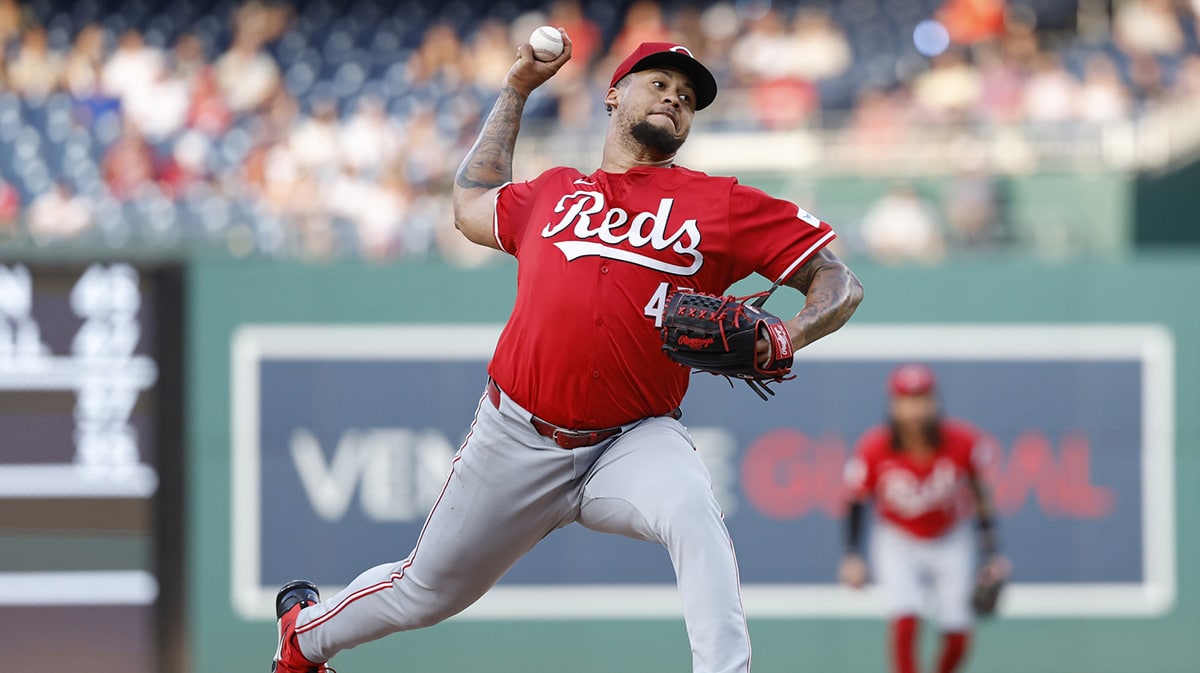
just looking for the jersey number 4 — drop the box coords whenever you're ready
[644,281,692,327]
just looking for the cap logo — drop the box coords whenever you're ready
[669,45,694,57]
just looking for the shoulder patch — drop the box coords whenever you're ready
[796,206,822,228]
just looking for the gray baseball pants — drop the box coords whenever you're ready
[292,379,752,673]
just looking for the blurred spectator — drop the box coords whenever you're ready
[0,175,19,234]
[259,137,320,241]
[214,19,280,113]
[7,26,61,100]
[998,17,1040,68]
[410,23,464,87]
[696,3,743,84]
[974,43,1025,125]
[731,9,789,84]
[171,32,207,84]
[847,88,908,150]
[548,0,602,80]
[124,63,190,140]
[159,130,211,198]
[748,77,818,129]
[240,129,274,197]
[861,184,945,264]
[1022,53,1078,126]
[1078,54,1131,123]
[63,23,107,98]
[610,0,670,62]
[170,32,233,136]
[102,125,158,200]
[943,168,1004,249]
[1127,53,1167,102]
[102,29,164,105]
[467,19,515,89]
[339,96,400,176]
[937,0,1007,45]
[233,0,291,46]
[1170,54,1200,100]
[1114,0,1185,57]
[668,5,706,55]
[913,50,983,123]
[27,181,93,243]
[401,107,458,193]
[0,0,20,47]
[63,23,122,130]
[326,168,408,260]
[258,88,299,141]
[732,9,820,128]
[289,98,339,177]
[188,66,233,136]
[787,8,852,83]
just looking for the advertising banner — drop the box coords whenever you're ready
[231,324,1173,620]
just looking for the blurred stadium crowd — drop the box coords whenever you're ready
[0,0,1198,262]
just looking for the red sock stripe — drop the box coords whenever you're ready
[891,615,919,673]
[295,386,488,635]
[937,631,970,673]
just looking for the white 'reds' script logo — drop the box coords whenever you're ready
[879,460,960,517]
[542,191,703,275]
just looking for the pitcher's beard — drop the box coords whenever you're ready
[630,118,684,155]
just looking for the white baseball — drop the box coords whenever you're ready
[529,26,564,62]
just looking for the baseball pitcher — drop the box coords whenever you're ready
[270,30,863,673]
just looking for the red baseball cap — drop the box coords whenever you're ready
[888,364,937,396]
[609,42,718,110]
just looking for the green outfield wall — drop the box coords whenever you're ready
[741,171,1134,257]
[187,255,1199,673]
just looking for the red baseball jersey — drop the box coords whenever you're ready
[844,420,988,539]
[487,164,836,429]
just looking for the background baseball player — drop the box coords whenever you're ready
[839,364,1010,673]
[270,29,863,673]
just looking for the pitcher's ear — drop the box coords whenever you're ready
[604,86,620,112]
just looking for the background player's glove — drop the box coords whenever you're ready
[971,556,1011,617]
[660,290,794,400]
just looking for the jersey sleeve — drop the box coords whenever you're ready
[945,420,992,478]
[728,181,838,283]
[493,180,533,256]
[494,168,569,256]
[968,430,1000,478]
[844,437,880,500]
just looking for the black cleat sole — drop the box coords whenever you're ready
[275,579,320,618]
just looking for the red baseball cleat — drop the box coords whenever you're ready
[272,580,335,673]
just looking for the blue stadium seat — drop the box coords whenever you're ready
[68,0,101,28]
[274,29,310,66]
[321,29,357,68]
[45,12,75,49]
[332,61,368,104]
[284,61,318,98]
[135,190,180,243]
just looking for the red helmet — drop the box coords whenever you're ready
[888,363,937,396]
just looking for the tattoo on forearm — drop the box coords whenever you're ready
[785,249,864,348]
[455,86,527,190]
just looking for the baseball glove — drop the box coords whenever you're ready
[971,575,1005,617]
[660,290,794,400]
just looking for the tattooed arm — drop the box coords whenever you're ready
[783,247,864,350]
[756,247,863,363]
[453,30,572,249]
